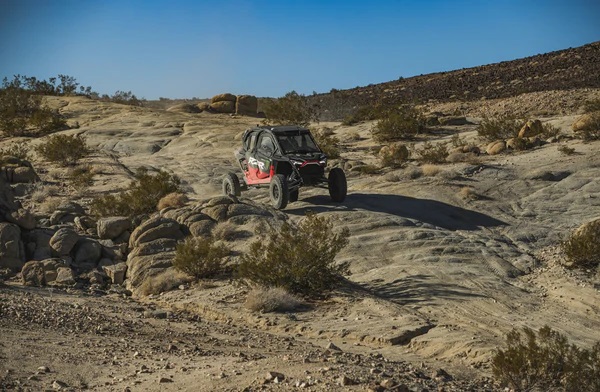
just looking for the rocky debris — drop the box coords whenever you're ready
[54,267,76,286]
[21,260,46,286]
[102,262,127,285]
[0,157,39,184]
[49,201,86,225]
[97,216,131,240]
[5,208,36,230]
[264,371,285,383]
[485,140,506,155]
[0,223,25,270]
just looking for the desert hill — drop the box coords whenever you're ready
[1,44,600,391]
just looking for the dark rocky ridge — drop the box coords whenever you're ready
[312,41,600,120]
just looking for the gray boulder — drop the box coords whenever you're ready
[49,228,80,255]
[73,239,102,265]
[97,217,131,240]
[21,260,45,286]
[0,223,25,270]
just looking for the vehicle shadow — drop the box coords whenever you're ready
[286,193,506,231]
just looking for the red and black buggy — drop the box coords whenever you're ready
[222,125,347,209]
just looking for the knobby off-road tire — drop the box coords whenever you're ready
[328,168,347,202]
[222,172,241,197]
[269,174,289,209]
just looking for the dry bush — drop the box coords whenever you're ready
[562,219,600,269]
[91,168,180,217]
[237,213,350,297]
[35,134,91,166]
[415,142,448,164]
[575,111,600,141]
[345,131,361,141]
[39,197,61,214]
[157,192,188,210]
[31,183,60,203]
[355,164,380,175]
[173,236,230,279]
[492,326,600,392]
[0,142,31,160]
[582,98,600,113]
[371,105,425,142]
[421,164,441,177]
[383,172,401,182]
[477,114,523,141]
[557,145,576,155]
[312,129,340,158]
[541,122,561,139]
[244,287,305,313]
[458,186,479,200]
[67,165,94,191]
[138,269,192,296]
[379,143,410,168]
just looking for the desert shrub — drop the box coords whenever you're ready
[312,129,340,158]
[90,168,180,217]
[342,104,381,126]
[138,269,193,296]
[421,164,441,177]
[575,112,600,141]
[157,192,188,210]
[562,219,600,269]
[0,142,30,160]
[173,236,230,279]
[106,90,143,106]
[415,141,448,164]
[541,123,561,139]
[458,186,479,200]
[261,91,319,127]
[379,143,410,168]
[67,165,94,190]
[450,133,467,148]
[244,287,305,313]
[345,131,361,141]
[35,134,91,166]
[371,105,425,142]
[477,114,523,141]
[492,325,600,392]
[557,145,576,155]
[237,213,350,297]
[582,98,600,113]
[408,167,423,179]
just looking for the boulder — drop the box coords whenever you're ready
[126,252,175,291]
[209,101,235,113]
[49,228,80,255]
[97,217,131,240]
[21,260,45,286]
[188,220,215,237]
[102,262,127,285]
[197,102,211,112]
[486,140,506,155]
[5,208,36,230]
[27,228,54,260]
[211,93,236,103]
[73,239,102,265]
[166,103,201,113]
[518,119,543,138]
[236,95,258,115]
[54,267,76,285]
[50,201,86,225]
[572,112,600,132]
[74,216,96,233]
[0,223,25,270]
[129,216,184,248]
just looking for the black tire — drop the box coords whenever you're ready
[222,172,241,197]
[269,174,289,209]
[328,168,347,202]
[289,189,299,203]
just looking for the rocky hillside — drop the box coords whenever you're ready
[313,41,600,120]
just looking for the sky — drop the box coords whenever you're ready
[1,0,599,100]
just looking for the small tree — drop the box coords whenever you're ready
[237,213,350,297]
[173,236,230,279]
[35,134,91,166]
[261,91,319,127]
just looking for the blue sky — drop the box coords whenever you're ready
[1,0,599,99]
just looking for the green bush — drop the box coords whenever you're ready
[492,326,600,392]
[415,141,448,164]
[173,236,230,279]
[35,134,91,166]
[371,105,425,142]
[237,213,350,297]
[477,114,523,141]
[90,168,180,217]
[261,91,319,127]
[313,129,340,158]
[562,220,600,269]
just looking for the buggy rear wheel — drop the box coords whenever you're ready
[269,174,289,209]
[222,172,241,197]
[328,168,347,202]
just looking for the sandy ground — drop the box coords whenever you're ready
[2,92,600,391]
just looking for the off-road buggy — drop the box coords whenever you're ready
[222,125,347,209]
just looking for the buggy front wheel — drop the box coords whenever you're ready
[222,172,241,197]
[269,174,289,209]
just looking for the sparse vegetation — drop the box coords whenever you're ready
[562,219,600,269]
[355,164,380,175]
[371,104,425,142]
[341,104,381,126]
[492,325,600,392]
[477,114,523,141]
[157,192,188,210]
[0,142,31,160]
[421,164,441,177]
[67,165,95,191]
[173,236,230,279]
[90,168,180,217]
[379,143,410,168]
[244,287,305,313]
[557,145,576,155]
[237,213,350,297]
[582,98,600,113]
[541,122,561,139]
[575,111,600,141]
[415,141,448,164]
[138,269,193,296]
[35,134,91,166]
[261,91,319,127]
[312,129,340,158]
[458,186,479,200]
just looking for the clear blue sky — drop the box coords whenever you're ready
[1,0,599,100]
